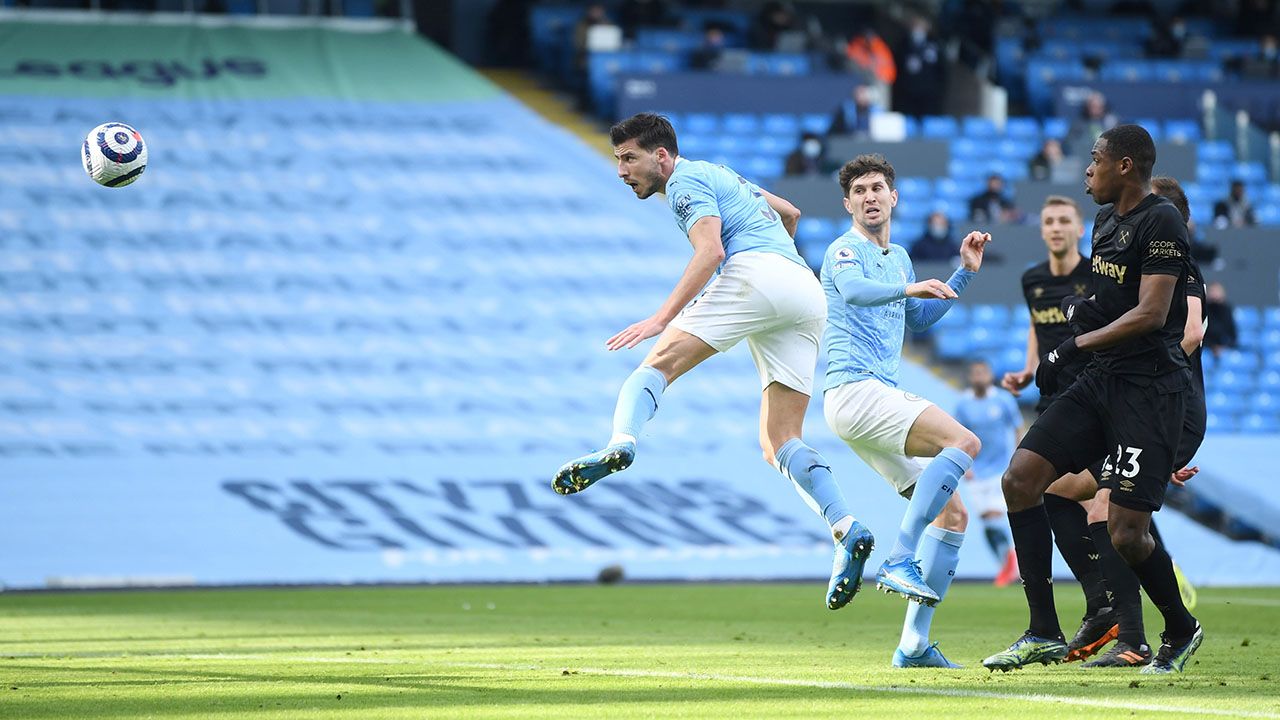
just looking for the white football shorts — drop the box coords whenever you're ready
[964,473,1008,515]
[671,251,825,395]
[823,378,935,495]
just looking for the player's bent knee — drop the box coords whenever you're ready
[955,430,981,460]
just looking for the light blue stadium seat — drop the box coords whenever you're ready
[1131,118,1163,141]
[1205,411,1238,433]
[1262,204,1280,226]
[1164,119,1202,143]
[903,116,921,138]
[934,304,968,330]
[742,156,784,182]
[753,135,791,157]
[1240,413,1280,434]
[1101,61,1153,82]
[896,177,932,199]
[761,114,800,136]
[634,29,704,53]
[1234,306,1262,330]
[1005,117,1041,139]
[921,116,959,139]
[797,217,837,243]
[800,113,831,135]
[1264,307,1280,328]
[679,133,715,156]
[962,117,998,138]
[970,304,1011,328]
[1207,391,1247,415]
[1197,162,1231,185]
[1222,351,1261,371]
[633,51,685,74]
[1042,117,1069,140]
[1198,141,1234,163]
[935,330,972,360]
[686,113,718,134]
[951,137,984,159]
[1233,162,1268,184]
[747,53,809,76]
[722,113,760,135]
[1259,370,1280,390]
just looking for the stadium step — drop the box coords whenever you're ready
[479,68,614,159]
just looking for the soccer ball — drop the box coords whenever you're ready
[82,122,147,188]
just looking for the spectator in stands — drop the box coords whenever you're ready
[750,1,799,50]
[1203,281,1239,356]
[1145,14,1188,58]
[618,0,675,40]
[968,173,1019,223]
[1242,33,1280,79]
[1027,138,1064,182]
[689,25,728,69]
[846,27,896,86]
[784,132,827,176]
[573,3,615,69]
[829,84,875,138]
[1213,180,1257,228]
[910,212,961,262]
[894,14,945,118]
[1066,91,1117,155]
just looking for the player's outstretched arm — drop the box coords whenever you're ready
[760,188,800,238]
[606,216,724,351]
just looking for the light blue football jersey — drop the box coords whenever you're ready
[953,389,1022,478]
[820,230,915,390]
[821,229,972,391]
[665,159,806,267]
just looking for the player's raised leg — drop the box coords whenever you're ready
[553,328,715,495]
[894,493,967,668]
[876,406,979,605]
[761,380,873,610]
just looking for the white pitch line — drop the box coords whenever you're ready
[6,652,1278,719]
[437,660,1280,720]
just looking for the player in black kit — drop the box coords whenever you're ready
[983,125,1203,674]
[1001,196,1117,661]
[1071,175,1208,668]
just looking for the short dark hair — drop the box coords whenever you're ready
[1099,123,1156,181]
[1151,176,1190,223]
[838,153,896,196]
[609,112,679,156]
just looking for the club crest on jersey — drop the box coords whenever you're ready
[1075,283,1088,296]
[1116,225,1134,250]
[1033,286,1044,298]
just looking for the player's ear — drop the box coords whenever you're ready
[843,195,853,214]
[889,188,898,207]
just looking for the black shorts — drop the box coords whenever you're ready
[1020,368,1190,512]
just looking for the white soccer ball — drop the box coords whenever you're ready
[82,122,148,188]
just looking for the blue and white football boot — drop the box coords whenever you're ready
[827,522,875,610]
[552,442,636,495]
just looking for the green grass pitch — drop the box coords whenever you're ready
[1,583,1277,718]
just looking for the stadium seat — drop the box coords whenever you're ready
[1042,117,1069,140]
[722,113,760,135]
[962,116,999,138]
[921,116,959,139]
[1004,117,1041,139]
[761,114,800,137]
[800,113,831,135]
[1164,119,1202,144]
[685,113,719,134]
[1240,413,1280,434]
[1198,141,1235,163]
[1234,306,1262,330]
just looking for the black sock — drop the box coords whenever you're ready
[1044,493,1109,615]
[1009,504,1062,639]
[1130,541,1197,640]
[1089,521,1146,648]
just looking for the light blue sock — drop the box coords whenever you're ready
[888,446,972,563]
[899,525,965,655]
[609,365,668,445]
[775,438,853,531]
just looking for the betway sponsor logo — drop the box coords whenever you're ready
[0,58,266,87]
[1092,255,1128,285]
